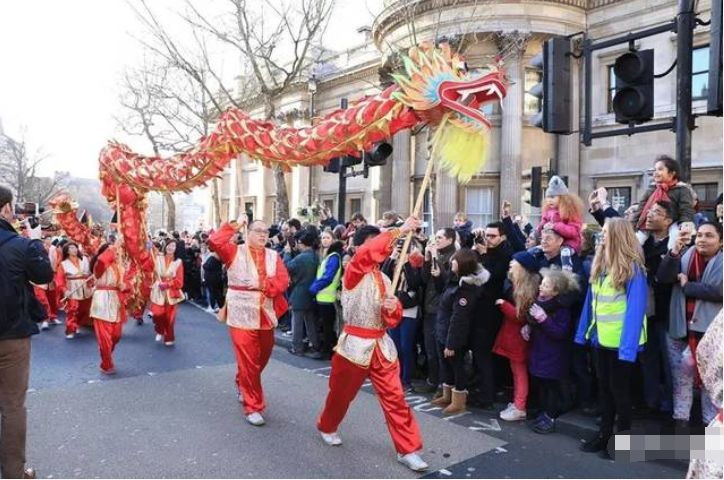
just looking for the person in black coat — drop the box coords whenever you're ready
[431,248,490,415]
[202,251,225,311]
[469,221,513,409]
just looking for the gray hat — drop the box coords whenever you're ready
[545,175,569,197]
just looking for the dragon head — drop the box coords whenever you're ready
[391,42,508,182]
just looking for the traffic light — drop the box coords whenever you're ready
[611,49,654,124]
[528,37,572,134]
[521,167,542,208]
[323,155,361,173]
[362,142,393,167]
[708,0,722,116]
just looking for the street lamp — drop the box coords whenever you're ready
[307,73,317,205]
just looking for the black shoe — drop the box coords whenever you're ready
[597,447,613,460]
[287,347,305,356]
[279,325,291,333]
[412,382,438,394]
[532,414,556,434]
[580,435,607,453]
[136,318,144,326]
[305,350,325,360]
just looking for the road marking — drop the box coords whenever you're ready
[439,469,452,476]
[442,411,472,421]
[469,419,501,431]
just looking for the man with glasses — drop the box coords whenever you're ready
[209,214,290,427]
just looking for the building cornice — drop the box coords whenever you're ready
[372,0,626,48]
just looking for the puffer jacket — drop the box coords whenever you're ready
[436,266,490,350]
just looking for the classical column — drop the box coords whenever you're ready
[390,130,411,215]
[495,30,530,213]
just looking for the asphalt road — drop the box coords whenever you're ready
[25,303,687,478]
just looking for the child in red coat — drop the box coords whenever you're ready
[493,251,542,421]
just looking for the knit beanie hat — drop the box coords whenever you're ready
[512,250,540,274]
[546,175,569,198]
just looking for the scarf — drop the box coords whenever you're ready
[686,248,709,387]
[637,178,678,231]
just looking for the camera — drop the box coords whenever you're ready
[395,238,405,249]
[474,232,486,245]
[14,202,44,216]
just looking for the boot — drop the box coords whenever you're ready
[443,389,468,415]
[431,384,452,406]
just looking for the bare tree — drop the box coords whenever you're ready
[130,0,334,222]
[0,130,62,206]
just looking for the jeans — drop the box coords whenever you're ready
[595,348,633,439]
[292,309,319,352]
[470,329,495,404]
[204,282,224,310]
[639,318,672,411]
[422,313,440,386]
[0,337,30,479]
[388,316,418,387]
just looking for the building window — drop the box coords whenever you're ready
[606,187,632,215]
[465,186,494,228]
[607,65,617,113]
[349,198,362,219]
[524,68,542,115]
[693,182,719,220]
[692,45,710,100]
[322,199,334,214]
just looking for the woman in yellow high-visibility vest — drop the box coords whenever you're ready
[309,230,344,359]
[575,217,648,459]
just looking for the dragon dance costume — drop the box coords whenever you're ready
[317,229,423,455]
[209,223,289,418]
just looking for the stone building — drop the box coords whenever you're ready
[211,0,722,230]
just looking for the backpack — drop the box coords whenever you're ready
[0,233,19,334]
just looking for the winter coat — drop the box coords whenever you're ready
[381,254,424,309]
[536,207,582,252]
[283,249,319,311]
[657,248,723,338]
[501,216,527,253]
[528,296,572,380]
[202,254,224,286]
[633,181,695,226]
[493,298,529,363]
[454,220,474,248]
[421,244,456,317]
[471,242,513,339]
[0,218,54,340]
[436,267,490,350]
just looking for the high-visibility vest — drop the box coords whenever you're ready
[587,275,646,348]
[316,252,341,304]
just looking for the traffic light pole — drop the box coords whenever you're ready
[676,0,696,182]
[337,165,347,224]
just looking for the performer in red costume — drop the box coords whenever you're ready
[316,217,429,472]
[55,242,93,339]
[149,239,184,346]
[209,214,289,426]
[32,238,60,330]
[89,243,129,374]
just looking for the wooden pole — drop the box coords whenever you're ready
[391,115,448,292]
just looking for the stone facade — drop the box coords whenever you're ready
[211,0,722,230]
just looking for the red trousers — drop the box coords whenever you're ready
[65,298,92,334]
[93,319,123,371]
[228,328,274,415]
[150,303,177,342]
[317,347,423,455]
[33,287,57,320]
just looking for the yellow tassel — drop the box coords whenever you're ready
[434,123,488,183]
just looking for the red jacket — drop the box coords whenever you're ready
[492,300,529,363]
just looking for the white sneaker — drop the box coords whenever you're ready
[499,402,515,416]
[500,405,527,421]
[155,334,163,342]
[397,452,429,472]
[40,321,50,331]
[164,341,175,347]
[205,307,214,313]
[213,307,220,313]
[320,431,343,446]
[65,333,75,339]
[246,412,265,426]
[50,318,62,325]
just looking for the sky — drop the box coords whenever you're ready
[0,0,384,179]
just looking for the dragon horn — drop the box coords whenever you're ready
[402,56,421,78]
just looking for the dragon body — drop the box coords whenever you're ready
[67,42,507,309]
